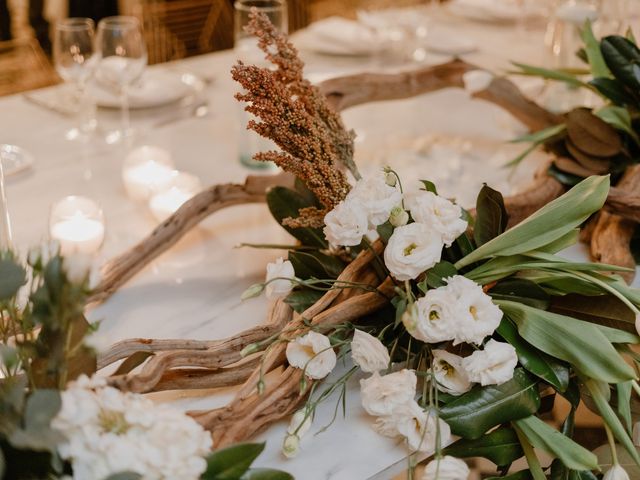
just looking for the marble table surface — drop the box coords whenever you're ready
[0,8,620,480]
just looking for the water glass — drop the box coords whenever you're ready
[53,17,97,142]
[96,16,147,145]
[234,0,287,170]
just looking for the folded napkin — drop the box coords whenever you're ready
[293,16,384,56]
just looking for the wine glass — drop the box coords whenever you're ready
[53,17,97,142]
[95,16,147,145]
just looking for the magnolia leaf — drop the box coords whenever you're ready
[548,164,584,186]
[203,443,266,479]
[424,261,457,289]
[440,369,540,439]
[565,108,622,157]
[113,351,155,376]
[581,20,611,78]
[266,187,326,248]
[0,258,26,301]
[601,35,640,90]
[589,77,636,106]
[474,184,508,247]
[513,415,599,471]
[443,426,523,466]
[595,105,640,145]
[487,471,532,480]
[498,319,569,391]
[455,176,609,269]
[288,250,345,280]
[241,469,294,480]
[284,289,324,313]
[565,140,611,173]
[376,221,394,243]
[498,300,635,383]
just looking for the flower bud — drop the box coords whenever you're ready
[389,206,409,227]
[241,343,260,358]
[282,434,300,458]
[401,304,418,333]
[603,464,630,480]
[384,172,397,187]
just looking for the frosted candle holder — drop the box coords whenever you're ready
[122,145,175,201]
[49,195,105,255]
[148,171,202,222]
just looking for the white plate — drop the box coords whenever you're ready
[0,144,34,177]
[448,0,521,23]
[89,70,194,109]
[293,17,384,57]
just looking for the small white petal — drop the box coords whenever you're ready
[351,329,390,373]
[286,331,336,380]
[360,370,416,417]
[462,340,518,386]
[432,350,473,396]
[265,258,295,299]
[423,456,470,480]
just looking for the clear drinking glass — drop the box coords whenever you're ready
[96,16,147,145]
[53,18,97,142]
[234,0,287,170]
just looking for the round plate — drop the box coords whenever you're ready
[0,144,34,177]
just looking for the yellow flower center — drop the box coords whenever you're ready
[404,243,418,256]
[469,305,478,320]
[429,310,440,321]
[98,409,130,435]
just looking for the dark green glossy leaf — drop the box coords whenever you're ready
[420,180,437,194]
[550,294,637,336]
[376,221,394,244]
[601,35,640,90]
[491,279,550,310]
[443,426,523,466]
[203,443,266,480]
[425,261,457,289]
[284,289,324,314]
[589,77,635,106]
[266,187,327,248]
[498,300,636,383]
[241,468,294,480]
[113,351,155,376]
[498,319,569,392]
[0,450,4,479]
[0,258,26,301]
[548,164,584,186]
[288,250,345,280]
[596,105,640,145]
[474,184,508,247]
[440,369,540,439]
[24,389,61,430]
[513,416,598,471]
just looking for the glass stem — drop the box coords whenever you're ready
[120,86,130,140]
[0,159,13,250]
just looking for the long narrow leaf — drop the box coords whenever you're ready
[581,21,611,78]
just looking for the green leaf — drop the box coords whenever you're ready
[420,180,437,194]
[288,250,344,280]
[617,381,633,434]
[24,389,61,430]
[487,471,532,480]
[511,62,588,88]
[424,261,458,289]
[284,289,324,314]
[491,279,550,310]
[498,300,636,383]
[548,164,584,186]
[103,474,143,480]
[440,369,540,439]
[443,426,523,466]
[589,77,636,106]
[203,443,266,479]
[241,469,294,480]
[595,105,640,145]
[511,124,567,144]
[455,176,610,269]
[474,184,508,247]
[266,187,327,248]
[376,221,394,244]
[583,377,640,467]
[113,351,154,376]
[601,35,640,90]
[0,258,26,301]
[498,319,569,391]
[581,20,611,78]
[513,415,599,471]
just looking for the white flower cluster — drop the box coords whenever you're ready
[265,257,296,299]
[53,375,212,480]
[286,331,337,380]
[322,172,468,282]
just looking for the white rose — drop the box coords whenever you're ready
[462,339,518,386]
[265,257,296,299]
[384,223,444,281]
[286,331,336,379]
[351,329,390,373]
[603,465,630,480]
[445,275,503,345]
[394,404,452,453]
[323,199,369,247]
[432,350,473,396]
[423,456,470,480]
[62,253,94,284]
[462,69,493,94]
[407,288,458,343]
[360,369,416,417]
[407,191,468,247]
[350,173,403,227]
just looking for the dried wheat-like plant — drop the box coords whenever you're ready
[231,11,357,228]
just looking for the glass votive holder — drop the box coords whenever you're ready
[49,195,105,255]
[148,171,203,222]
[122,145,175,201]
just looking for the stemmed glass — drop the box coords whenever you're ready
[95,16,147,145]
[53,18,97,142]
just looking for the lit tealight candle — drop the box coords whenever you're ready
[49,196,105,255]
[148,172,202,221]
[122,145,176,201]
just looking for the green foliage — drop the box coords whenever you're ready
[202,443,292,480]
[284,289,324,313]
[474,184,508,247]
[288,250,345,280]
[0,257,26,301]
[443,426,524,466]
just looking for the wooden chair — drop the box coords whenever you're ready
[0,38,60,96]
[133,0,233,64]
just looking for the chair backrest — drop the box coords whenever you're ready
[133,0,232,64]
[0,38,60,96]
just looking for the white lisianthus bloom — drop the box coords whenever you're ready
[360,369,416,417]
[384,223,444,281]
[603,464,630,480]
[462,339,518,386]
[350,172,403,227]
[407,191,468,247]
[445,275,503,345]
[351,329,390,373]
[282,409,312,458]
[407,288,458,343]
[462,69,493,94]
[53,375,212,480]
[323,199,369,247]
[432,350,472,396]
[423,456,470,480]
[265,257,296,299]
[62,253,94,284]
[394,404,452,453]
[286,331,337,379]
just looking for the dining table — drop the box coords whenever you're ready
[0,7,620,479]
